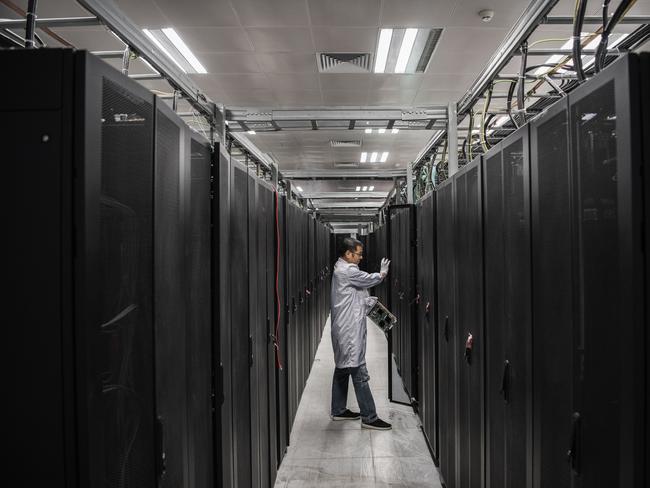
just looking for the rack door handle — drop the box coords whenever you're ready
[567,412,581,474]
[499,360,510,404]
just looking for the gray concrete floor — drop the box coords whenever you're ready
[274,317,442,487]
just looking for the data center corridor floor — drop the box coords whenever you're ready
[274,317,441,487]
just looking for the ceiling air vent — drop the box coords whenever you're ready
[318,53,372,73]
[330,140,362,147]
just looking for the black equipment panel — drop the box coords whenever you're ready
[530,99,573,488]
[454,158,484,488]
[436,179,457,488]
[154,99,189,488]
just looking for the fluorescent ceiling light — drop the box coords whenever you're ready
[380,152,389,162]
[365,128,372,134]
[395,28,418,73]
[247,130,256,135]
[374,28,393,73]
[360,152,368,163]
[362,186,368,191]
[370,152,378,163]
[369,186,375,191]
[162,28,207,73]
[143,28,186,73]
[356,186,361,191]
[378,128,386,134]
[143,27,207,74]
[392,128,399,134]
[296,186,304,192]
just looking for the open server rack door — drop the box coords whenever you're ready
[153,97,189,488]
[453,157,484,488]
[388,205,417,402]
[415,192,438,462]
[185,130,214,488]
[483,125,532,488]
[436,177,457,488]
[4,48,157,487]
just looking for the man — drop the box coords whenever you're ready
[330,237,391,430]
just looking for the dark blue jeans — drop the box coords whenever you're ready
[331,363,378,423]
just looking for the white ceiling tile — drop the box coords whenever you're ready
[419,73,475,90]
[48,26,125,50]
[175,27,253,53]
[319,73,372,90]
[266,73,321,90]
[24,0,88,17]
[232,0,310,26]
[413,89,465,104]
[322,90,370,105]
[227,89,277,105]
[380,0,455,27]
[448,0,525,28]
[427,27,508,73]
[246,28,315,52]
[206,73,270,91]
[308,0,381,26]
[274,90,323,106]
[370,73,424,90]
[115,0,170,27]
[199,53,262,73]
[366,89,418,105]
[154,0,240,26]
[256,53,319,73]
[312,27,378,52]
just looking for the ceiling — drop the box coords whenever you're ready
[2,0,648,229]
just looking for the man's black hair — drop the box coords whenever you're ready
[339,236,363,257]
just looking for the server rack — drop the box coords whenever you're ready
[185,130,214,488]
[415,191,439,462]
[453,157,484,488]
[529,53,648,488]
[4,48,158,487]
[153,97,190,488]
[483,125,532,488]
[436,177,458,488]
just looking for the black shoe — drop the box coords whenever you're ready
[331,409,361,421]
[361,418,392,430]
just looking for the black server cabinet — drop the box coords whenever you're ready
[567,54,645,488]
[186,131,214,488]
[483,126,532,488]
[4,49,157,487]
[415,192,438,461]
[153,98,189,488]
[276,195,290,464]
[214,148,234,488]
[436,178,457,488]
[230,159,251,487]
[454,157,484,488]
[530,98,573,488]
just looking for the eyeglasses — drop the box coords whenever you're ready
[351,251,364,257]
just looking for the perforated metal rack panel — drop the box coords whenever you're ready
[230,160,251,487]
[454,158,484,488]
[483,146,506,488]
[187,134,213,488]
[435,180,457,488]
[530,100,572,488]
[154,99,189,488]
[97,69,156,488]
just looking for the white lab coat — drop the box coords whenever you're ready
[330,258,384,368]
